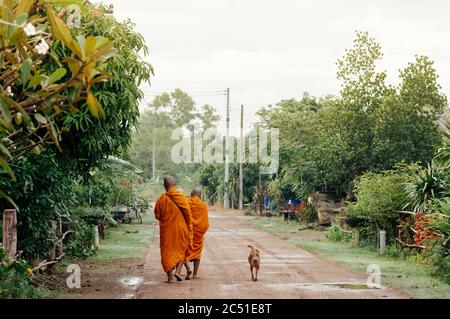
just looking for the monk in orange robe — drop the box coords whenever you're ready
[154,176,193,282]
[185,188,209,279]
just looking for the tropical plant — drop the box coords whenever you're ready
[404,160,450,213]
[0,246,45,299]
[435,121,450,166]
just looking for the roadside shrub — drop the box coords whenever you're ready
[297,199,318,223]
[64,220,96,259]
[326,223,351,242]
[351,169,412,241]
[0,247,46,299]
[423,240,450,283]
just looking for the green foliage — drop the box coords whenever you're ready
[129,89,220,179]
[0,247,45,299]
[257,32,447,198]
[64,219,96,259]
[0,151,77,259]
[326,223,350,243]
[0,2,152,261]
[404,160,450,213]
[60,4,153,172]
[423,241,450,283]
[350,168,412,237]
[0,1,117,199]
[435,121,450,165]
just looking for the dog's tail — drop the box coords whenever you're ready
[248,245,255,250]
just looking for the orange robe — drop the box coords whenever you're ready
[187,196,209,261]
[154,187,193,272]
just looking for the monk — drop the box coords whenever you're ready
[184,188,209,279]
[154,176,193,282]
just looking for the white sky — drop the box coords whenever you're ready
[98,0,450,135]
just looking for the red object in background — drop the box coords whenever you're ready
[413,213,442,246]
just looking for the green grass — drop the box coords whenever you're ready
[92,213,156,260]
[243,215,450,299]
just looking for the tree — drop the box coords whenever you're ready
[0,1,117,204]
[256,31,447,198]
[0,1,153,260]
[129,89,220,179]
[197,104,221,130]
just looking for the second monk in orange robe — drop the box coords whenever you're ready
[186,188,209,279]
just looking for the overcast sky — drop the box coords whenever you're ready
[98,0,450,134]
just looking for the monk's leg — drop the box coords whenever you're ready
[167,269,174,283]
[174,262,183,281]
[184,262,192,280]
[193,259,201,278]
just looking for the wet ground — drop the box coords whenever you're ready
[134,209,407,299]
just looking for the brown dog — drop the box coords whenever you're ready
[247,245,260,281]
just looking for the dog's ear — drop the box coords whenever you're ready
[255,249,260,255]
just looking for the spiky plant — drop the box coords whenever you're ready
[404,160,450,213]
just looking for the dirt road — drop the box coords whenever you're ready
[133,209,407,299]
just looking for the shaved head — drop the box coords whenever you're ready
[191,188,202,197]
[163,176,177,190]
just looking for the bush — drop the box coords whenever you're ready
[350,168,412,241]
[0,247,46,299]
[423,241,450,283]
[326,223,351,242]
[64,219,96,259]
[297,199,318,223]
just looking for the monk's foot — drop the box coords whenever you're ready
[174,273,183,282]
[185,270,192,280]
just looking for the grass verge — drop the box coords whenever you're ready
[93,212,156,260]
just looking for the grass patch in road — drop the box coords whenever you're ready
[242,215,450,299]
[93,213,156,261]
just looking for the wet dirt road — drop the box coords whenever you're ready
[134,209,407,299]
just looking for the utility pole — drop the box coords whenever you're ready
[239,104,244,210]
[224,88,230,209]
[257,123,262,214]
[152,108,156,179]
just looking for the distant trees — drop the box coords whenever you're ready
[128,89,221,179]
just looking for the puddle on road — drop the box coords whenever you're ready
[119,276,144,289]
[266,282,376,292]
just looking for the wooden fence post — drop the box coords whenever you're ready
[2,209,17,257]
